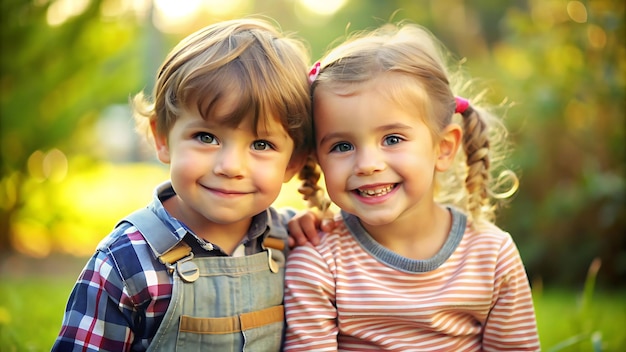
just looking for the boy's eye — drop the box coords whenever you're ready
[383,135,402,146]
[195,132,218,144]
[252,140,272,151]
[330,142,353,153]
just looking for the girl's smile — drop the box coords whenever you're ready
[355,183,396,197]
[314,75,445,230]
[352,183,399,206]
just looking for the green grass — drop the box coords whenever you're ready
[1,275,78,351]
[534,288,625,351]
[1,257,625,351]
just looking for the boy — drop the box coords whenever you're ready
[53,18,313,351]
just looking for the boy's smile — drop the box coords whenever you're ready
[152,94,300,248]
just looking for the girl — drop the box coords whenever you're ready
[284,22,540,351]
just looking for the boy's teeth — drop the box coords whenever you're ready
[358,185,394,197]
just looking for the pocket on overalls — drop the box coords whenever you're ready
[240,305,284,352]
[175,305,284,351]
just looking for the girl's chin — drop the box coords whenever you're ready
[349,210,399,227]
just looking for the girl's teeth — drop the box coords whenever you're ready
[358,185,393,197]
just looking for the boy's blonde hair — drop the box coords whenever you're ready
[133,18,313,159]
[303,22,518,226]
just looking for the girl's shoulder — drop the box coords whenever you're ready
[464,220,514,242]
[459,221,523,265]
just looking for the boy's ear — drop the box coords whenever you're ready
[435,123,462,172]
[283,152,309,183]
[150,119,171,164]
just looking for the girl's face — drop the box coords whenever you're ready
[153,93,301,234]
[314,77,456,228]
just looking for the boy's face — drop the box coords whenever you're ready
[153,96,300,232]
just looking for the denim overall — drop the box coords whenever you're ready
[124,209,286,352]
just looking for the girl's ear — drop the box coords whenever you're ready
[435,123,462,172]
[150,119,171,164]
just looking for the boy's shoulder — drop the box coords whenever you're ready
[98,207,185,256]
[92,214,172,297]
[266,206,297,241]
[96,219,148,254]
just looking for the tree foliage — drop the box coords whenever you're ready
[1,0,145,252]
[1,0,623,287]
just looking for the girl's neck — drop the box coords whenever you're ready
[360,204,451,260]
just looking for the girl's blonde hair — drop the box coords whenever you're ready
[133,18,313,159]
[301,22,518,227]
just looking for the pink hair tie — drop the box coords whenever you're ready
[455,96,470,114]
[308,61,321,84]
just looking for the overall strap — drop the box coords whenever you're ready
[262,237,285,251]
[118,208,191,264]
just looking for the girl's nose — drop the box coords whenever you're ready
[354,147,385,176]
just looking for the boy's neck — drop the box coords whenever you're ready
[162,195,252,255]
[195,221,251,255]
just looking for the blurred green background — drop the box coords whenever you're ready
[1,0,624,351]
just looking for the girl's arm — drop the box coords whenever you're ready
[283,244,339,351]
[483,237,540,351]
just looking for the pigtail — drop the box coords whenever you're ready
[459,106,494,225]
[297,155,332,217]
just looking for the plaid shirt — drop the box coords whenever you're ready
[52,181,292,352]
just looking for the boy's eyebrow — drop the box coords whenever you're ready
[186,115,290,138]
[318,123,412,144]
[186,119,215,128]
[255,123,291,139]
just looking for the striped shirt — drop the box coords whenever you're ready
[284,208,540,351]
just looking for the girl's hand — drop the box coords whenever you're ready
[287,210,336,248]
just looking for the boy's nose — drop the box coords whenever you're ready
[214,147,245,178]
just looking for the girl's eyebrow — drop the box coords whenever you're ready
[375,123,413,133]
[318,131,350,146]
[318,123,413,145]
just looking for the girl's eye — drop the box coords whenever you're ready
[195,132,218,144]
[330,142,353,153]
[383,135,403,146]
[252,140,273,151]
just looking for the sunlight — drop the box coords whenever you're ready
[298,0,347,16]
[586,24,606,49]
[46,0,90,26]
[293,0,346,27]
[152,0,202,32]
[27,149,68,182]
[202,0,250,17]
[151,0,251,33]
[13,220,52,258]
[153,0,201,21]
[46,0,253,32]
[566,1,587,23]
